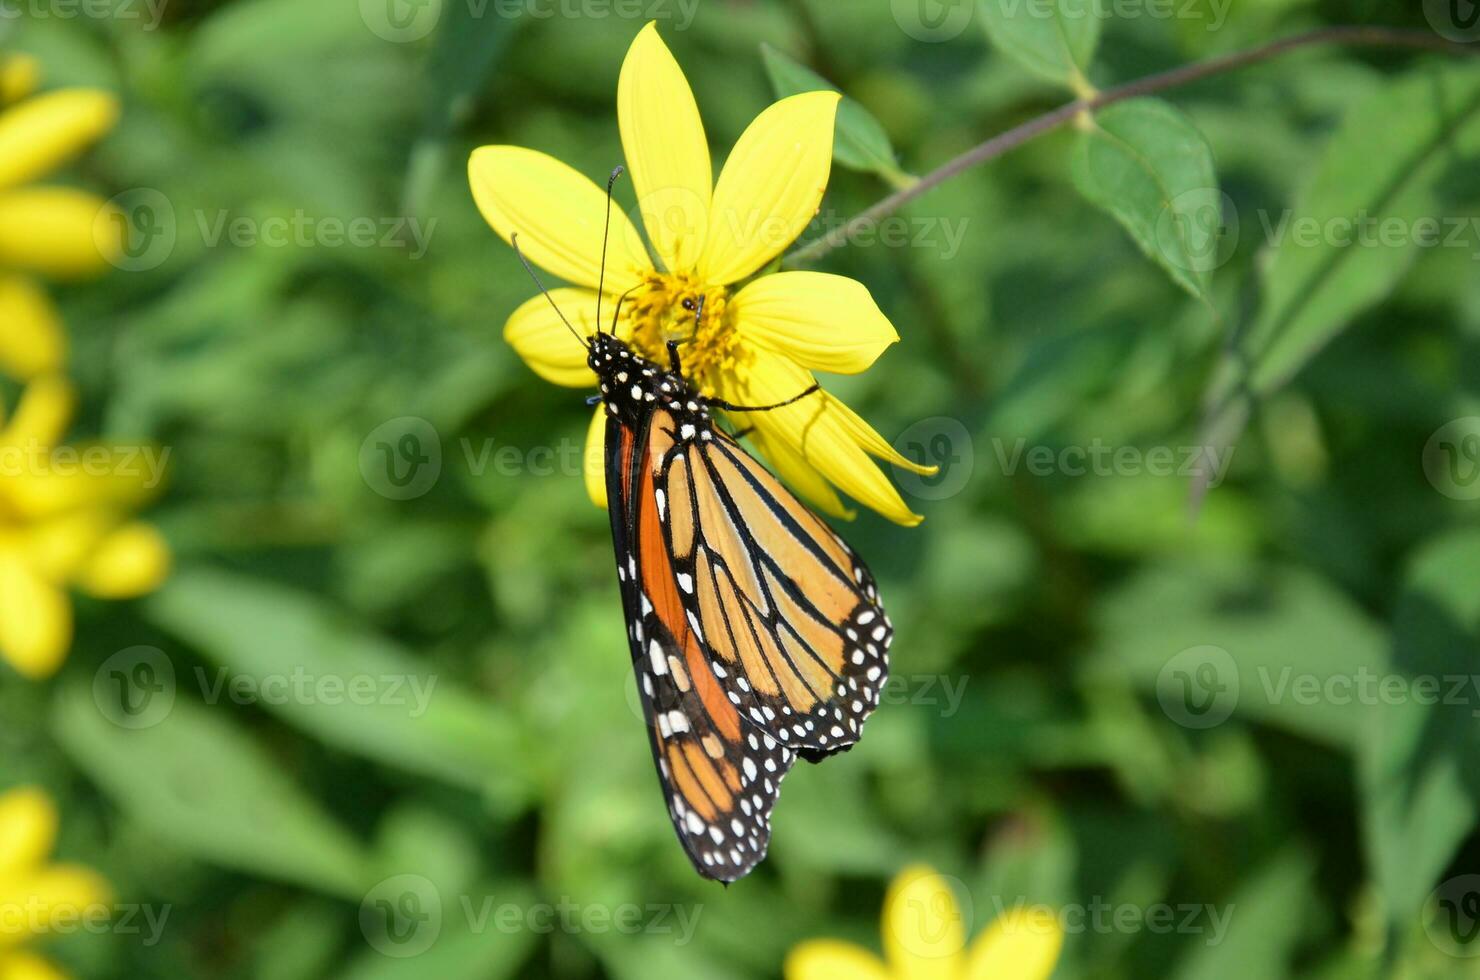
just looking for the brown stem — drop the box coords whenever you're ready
[786,26,1480,267]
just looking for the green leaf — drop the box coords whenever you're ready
[146,567,529,799]
[1172,851,1314,980]
[759,43,912,187]
[53,683,371,898]
[1360,529,1480,950]
[340,878,539,980]
[1238,63,1480,396]
[1072,98,1222,301]
[978,0,1102,92]
[1088,561,1388,749]
[403,0,519,216]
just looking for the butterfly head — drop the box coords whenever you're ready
[589,332,709,427]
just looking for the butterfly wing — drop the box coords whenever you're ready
[651,419,892,760]
[606,411,796,881]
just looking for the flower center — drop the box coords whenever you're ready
[625,271,745,395]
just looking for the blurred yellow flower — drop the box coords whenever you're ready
[0,375,171,679]
[786,865,1064,980]
[469,22,934,525]
[0,786,112,980]
[0,55,121,382]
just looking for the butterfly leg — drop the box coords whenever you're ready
[704,385,821,414]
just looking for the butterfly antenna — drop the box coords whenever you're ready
[511,232,588,351]
[596,165,624,335]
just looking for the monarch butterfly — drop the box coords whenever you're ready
[511,170,892,882]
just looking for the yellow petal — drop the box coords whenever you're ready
[0,864,111,943]
[698,91,839,286]
[0,950,71,980]
[20,509,116,584]
[75,522,170,599]
[618,22,711,273]
[827,393,939,477]
[0,787,58,876]
[469,145,648,292]
[0,89,117,192]
[745,424,854,521]
[0,277,66,380]
[0,188,119,279]
[0,55,41,104]
[503,287,620,388]
[784,940,893,980]
[585,405,608,510]
[4,447,160,522]
[882,865,967,980]
[964,906,1064,980]
[731,349,923,526]
[732,272,898,374]
[0,375,75,454]
[0,547,73,679]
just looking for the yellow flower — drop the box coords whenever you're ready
[0,787,112,980]
[0,55,121,382]
[0,376,171,679]
[786,865,1064,980]
[468,23,934,525]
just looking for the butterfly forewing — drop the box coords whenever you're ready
[592,332,891,881]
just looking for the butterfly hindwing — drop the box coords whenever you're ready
[652,418,891,759]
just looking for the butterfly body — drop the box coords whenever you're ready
[588,331,892,881]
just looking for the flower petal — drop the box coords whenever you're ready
[964,906,1064,980]
[585,405,608,509]
[732,272,898,374]
[76,521,170,599]
[469,145,648,292]
[0,277,66,380]
[784,940,893,980]
[4,447,159,522]
[882,865,968,980]
[0,949,71,980]
[505,287,631,388]
[0,375,75,453]
[0,787,58,876]
[0,89,118,192]
[0,864,111,940]
[0,55,41,104]
[0,188,119,279]
[619,22,711,273]
[21,509,115,584]
[698,91,839,286]
[827,394,939,477]
[0,547,73,679]
[729,349,923,526]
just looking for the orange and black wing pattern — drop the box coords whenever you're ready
[593,333,891,881]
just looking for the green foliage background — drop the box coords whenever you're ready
[3,0,1480,977]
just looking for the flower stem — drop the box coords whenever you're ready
[785,25,1480,268]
